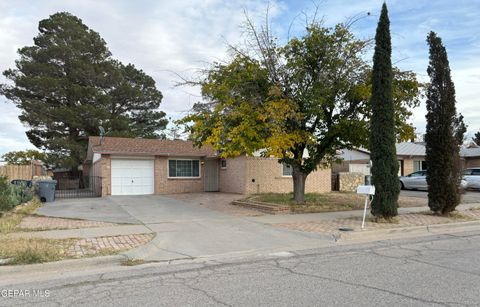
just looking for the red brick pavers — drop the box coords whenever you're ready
[18,216,117,230]
[66,233,155,257]
[274,209,480,234]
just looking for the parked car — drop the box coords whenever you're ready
[462,168,480,189]
[399,170,427,190]
[10,179,33,188]
[399,171,467,191]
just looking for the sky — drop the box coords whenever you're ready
[0,0,479,156]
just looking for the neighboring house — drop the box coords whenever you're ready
[396,142,426,176]
[84,136,331,196]
[332,148,371,175]
[460,147,480,168]
[337,142,480,177]
[335,142,427,176]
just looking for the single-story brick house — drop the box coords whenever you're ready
[84,136,331,196]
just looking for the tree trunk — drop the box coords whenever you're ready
[292,169,307,204]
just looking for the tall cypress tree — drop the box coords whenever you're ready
[369,3,399,218]
[425,32,464,214]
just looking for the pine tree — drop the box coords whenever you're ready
[1,12,167,168]
[369,3,399,218]
[472,131,480,145]
[425,32,464,214]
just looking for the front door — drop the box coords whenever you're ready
[204,159,219,192]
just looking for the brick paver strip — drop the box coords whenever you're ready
[18,216,118,230]
[66,233,155,257]
[274,209,480,234]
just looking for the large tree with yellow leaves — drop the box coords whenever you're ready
[181,21,420,203]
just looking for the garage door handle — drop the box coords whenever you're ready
[131,180,134,183]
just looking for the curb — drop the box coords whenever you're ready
[336,220,480,242]
[0,254,125,275]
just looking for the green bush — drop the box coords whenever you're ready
[0,176,33,212]
[13,182,34,204]
[0,176,18,211]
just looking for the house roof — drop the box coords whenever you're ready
[338,142,426,161]
[337,148,371,161]
[87,136,217,159]
[460,147,480,157]
[395,142,426,156]
[338,142,480,161]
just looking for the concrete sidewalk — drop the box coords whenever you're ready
[7,224,152,239]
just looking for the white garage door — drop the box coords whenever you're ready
[111,159,154,195]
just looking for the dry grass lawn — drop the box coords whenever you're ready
[0,237,73,265]
[0,198,41,234]
[0,199,142,265]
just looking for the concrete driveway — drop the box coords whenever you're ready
[38,194,334,261]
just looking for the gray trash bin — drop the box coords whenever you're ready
[37,180,57,202]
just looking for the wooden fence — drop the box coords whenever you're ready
[0,161,46,180]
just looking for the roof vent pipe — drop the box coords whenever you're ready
[99,126,105,145]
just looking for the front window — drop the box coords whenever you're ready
[413,160,427,172]
[282,163,293,176]
[168,160,200,178]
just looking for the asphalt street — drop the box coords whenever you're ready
[1,230,480,306]
[401,190,480,203]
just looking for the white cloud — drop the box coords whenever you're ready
[0,102,36,155]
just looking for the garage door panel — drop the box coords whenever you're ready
[111,159,154,195]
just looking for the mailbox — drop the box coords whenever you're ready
[357,185,375,229]
[356,185,375,195]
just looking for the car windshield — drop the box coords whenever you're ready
[409,171,424,177]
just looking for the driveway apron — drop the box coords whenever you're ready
[116,195,335,261]
[37,195,335,261]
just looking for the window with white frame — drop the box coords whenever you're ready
[220,159,227,169]
[413,160,426,172]
[282,163,293,176]
[168,159,200,178]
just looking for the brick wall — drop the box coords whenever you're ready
[218,156,247,194]
[403,159,414,176]
[100,154,111,197]
[154,156,205,194]
[99,154,331,196]
[244,157,331,194]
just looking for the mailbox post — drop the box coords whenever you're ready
[356,185,375,229]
